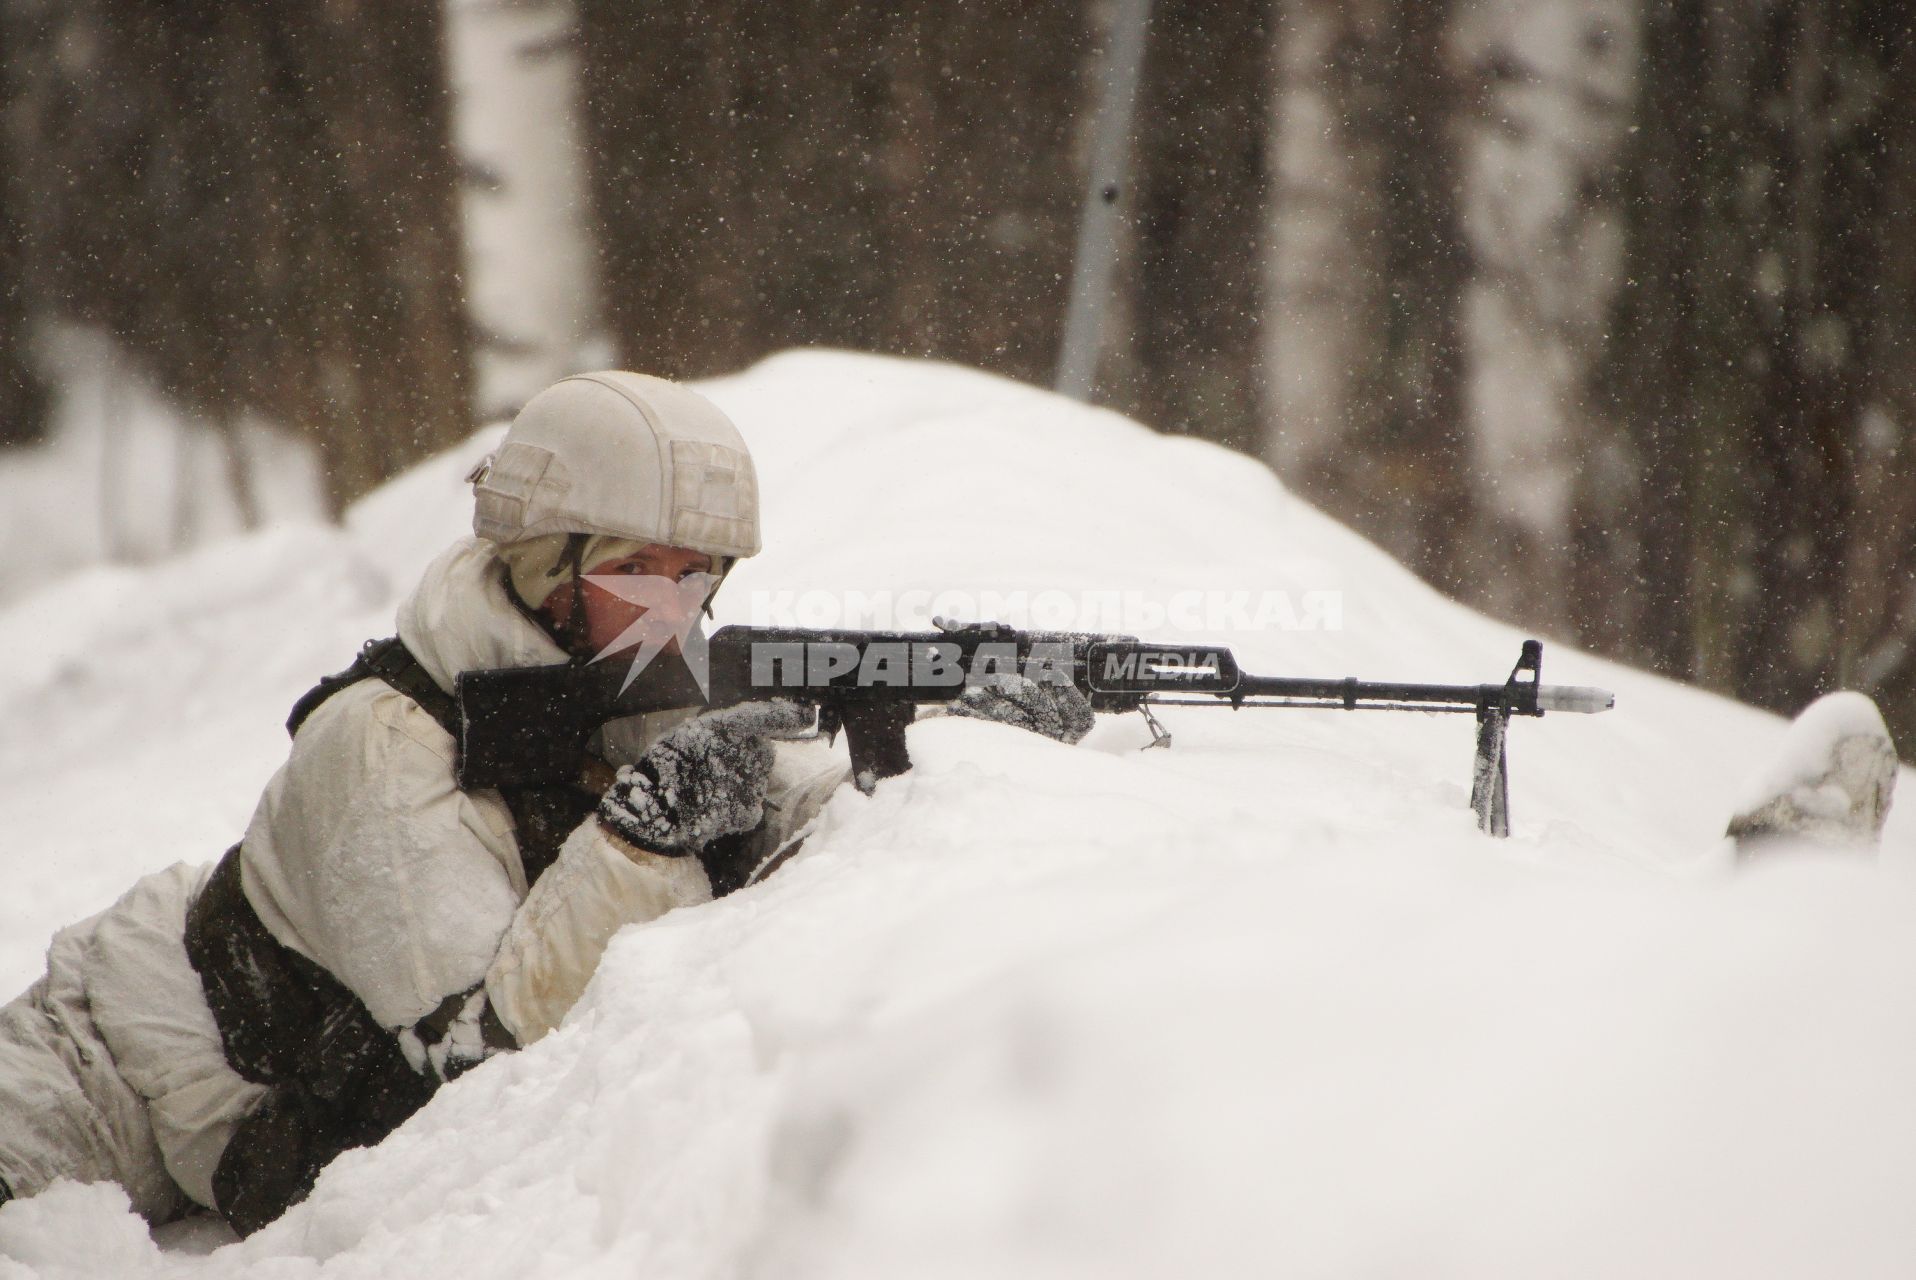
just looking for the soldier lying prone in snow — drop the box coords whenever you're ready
[0,372,1091,1235]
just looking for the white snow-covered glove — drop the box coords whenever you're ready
[947,672,1095,744]
[598,701,814,856]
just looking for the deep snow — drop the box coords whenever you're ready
[2,351,1913,1278]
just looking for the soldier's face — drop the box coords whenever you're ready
[544,543,716,656]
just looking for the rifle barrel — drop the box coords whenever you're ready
[1187,675,1613,716]
[1147,696,1485,714]
[1232,675,1522,710]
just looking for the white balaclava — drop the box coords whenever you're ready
[494,533,649,611]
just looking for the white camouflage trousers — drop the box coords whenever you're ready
[0,862,259,1222]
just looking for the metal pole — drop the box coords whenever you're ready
[1054,0,1152,400]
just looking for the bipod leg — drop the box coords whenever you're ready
[1468,640,1539,838]
[1470,704,1511,837]
[1137,699,1174,750]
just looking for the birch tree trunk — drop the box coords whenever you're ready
[1262,0,1470,590]
[444,0,605,421]
[1452,0,1638,631]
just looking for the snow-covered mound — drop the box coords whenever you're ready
[3,351,1914,1278]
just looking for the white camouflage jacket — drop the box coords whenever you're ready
[25,536,846,1217]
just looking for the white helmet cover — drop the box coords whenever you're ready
[470,371,761,560]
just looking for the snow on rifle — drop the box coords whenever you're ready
[454,621,1614,837]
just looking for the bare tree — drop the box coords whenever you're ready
[1122,0,1273,451]
[1,0,474,512]
[1591,0,1708,673]
[577,1,1087,387]
[1452,0,1638,632]
[1596,0,1914,745]
[1848,10,1916,735]
[1262,0,1471,590]
[0,107,47,448]
[445,0,606,422]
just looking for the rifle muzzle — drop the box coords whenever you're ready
[1534,685,1616,714]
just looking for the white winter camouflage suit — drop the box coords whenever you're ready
[0,534,849,1224]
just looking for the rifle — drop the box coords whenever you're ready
[453,622,1614,837]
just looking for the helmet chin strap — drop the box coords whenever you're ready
[703,557,734,617]
[497,534,601,662]
[559,534,593,659]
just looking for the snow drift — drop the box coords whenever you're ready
[2,351,1914,1278]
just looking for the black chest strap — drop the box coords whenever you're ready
[287,637,595,886]
[288,636,456,739]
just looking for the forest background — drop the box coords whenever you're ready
[0,0,1909,743]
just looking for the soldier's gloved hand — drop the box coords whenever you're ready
[598,701,814,856]
[947,673,1095,744]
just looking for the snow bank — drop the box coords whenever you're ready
[1733,690,1896,816]
[1728,691,1899,852]
[2,351,1913,1278]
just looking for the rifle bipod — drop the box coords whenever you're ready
[1468,640,1542,837]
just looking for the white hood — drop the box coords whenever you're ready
[396,535,695,766]
[397,537,569,695]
